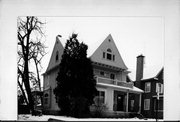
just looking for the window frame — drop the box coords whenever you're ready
[97,90,106,104]
[144,99,150,110]
[145,82,151,93]
[156,83,163,94]
[110,73,115,80]
[102,48,115,61]
[130,100,134,110]
[103,52,106,58]
[44,93,49,105]
[100,71,105,76]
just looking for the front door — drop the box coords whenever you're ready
[117,94,124,111]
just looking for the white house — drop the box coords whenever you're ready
[43,34,143,114]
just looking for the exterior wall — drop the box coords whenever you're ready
[43,68,60,112]
[43,89,51,109]
[121,72,127,81]
[96,85,115,111]
[90,34,128,70]
[128,93,140,112]
[93,66,126,82]
[94,66,127,111]
[106,87,114,111]
[48,69,59,111]
[136,78,163,119]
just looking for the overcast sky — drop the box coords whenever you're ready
[40,16,164,81]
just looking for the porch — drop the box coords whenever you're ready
[95,76,143,113]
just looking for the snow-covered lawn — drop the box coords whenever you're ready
[18,114,163,121]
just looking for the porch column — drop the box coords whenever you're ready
[126,91,129,112]
[138,93,142,114]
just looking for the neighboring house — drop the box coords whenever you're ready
[134,55,164,119]
[42,34,143,114]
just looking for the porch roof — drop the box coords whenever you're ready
[97,82,144,93]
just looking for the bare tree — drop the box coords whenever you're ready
[17,16,46,115]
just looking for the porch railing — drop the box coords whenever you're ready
[95,76,133,88]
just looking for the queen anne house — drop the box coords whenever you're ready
[42,34,143,115]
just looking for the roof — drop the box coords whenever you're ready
[90,34,128,70]
[44,34,128,74]
[129,65,163,81]
[97,82,143,93]
[44,36,64,74]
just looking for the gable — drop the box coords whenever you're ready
[45,36,64,73]
[155,68,164,82]
[90,34,128,70]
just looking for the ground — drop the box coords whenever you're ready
[18,114,163,121]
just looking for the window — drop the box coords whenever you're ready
[97,91,105,104]
[44,93,49,105]
[107,48,112,52]
[110,73,115,80]
[145,82,151,93]
[130,100,134,110]
[102,48,115,61]
[156,83,163,93]
[100,71,104,76]
[107,53,112,60]
[144,99,150,110]
[55,51,59,62]
[113,55,115,61]
[154,99,163,112]
[103,52,105,58]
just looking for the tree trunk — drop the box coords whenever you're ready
[34,59,41,91]
[23,31,35,115]
[18,79,29,105]
[34,59,43,106]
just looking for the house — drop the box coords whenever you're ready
[42,34,143,115]
[134,55,164,119]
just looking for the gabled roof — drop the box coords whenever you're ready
[155,67,164,78]
[45,36,64,73]
[90,34,128,70]
[136,67,164,82]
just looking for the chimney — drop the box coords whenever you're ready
[136,54,144,81]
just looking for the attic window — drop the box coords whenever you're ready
[108,39,111,42]
[56,51,59,62]
[107,53,112,60]
[107,48,112,52]
[103,52,105,58]
[103,48,115,61]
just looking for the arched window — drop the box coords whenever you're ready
[55,51,59,62]
[107,48,112,53]
[44,93,48,97]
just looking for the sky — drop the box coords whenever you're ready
[40,16,164,81]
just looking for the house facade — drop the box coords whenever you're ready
[43,34,143,114]
[134,55,164,119]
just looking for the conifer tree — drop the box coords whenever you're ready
[54,34,97,117]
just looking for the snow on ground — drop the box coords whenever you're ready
[18,114,163,121]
